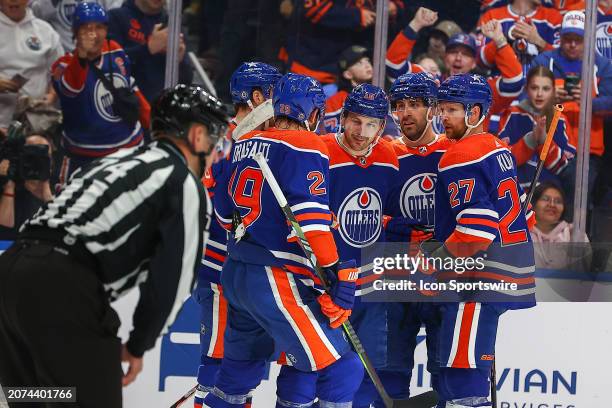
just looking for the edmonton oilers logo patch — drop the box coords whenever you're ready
[338,188,382,248]
[400,173,436,226]
[94,73,129,122]
[596,22,612,59]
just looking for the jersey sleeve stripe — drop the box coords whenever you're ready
[201,259,223,272]
[456,208,500,220]
[295,213,333,223]
[291,202,330,212]
[458,218,499,230]
[455,225,497,241]
[205,248,226,263]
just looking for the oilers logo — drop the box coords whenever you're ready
[400,173,436,226]
[596,22,612,59]
[338,188,382,248]
[94,73,130,123]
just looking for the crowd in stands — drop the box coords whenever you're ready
[0,0,610,270]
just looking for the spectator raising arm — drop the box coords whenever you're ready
[386,7,437,81]
[480,19,525,115]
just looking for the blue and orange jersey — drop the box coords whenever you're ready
[214,127,339,275]
[51,40,150,158]
[435,133,536,308]
[387,135,453,231]
[596,5,612,59]
[478,4,562,69]
[321,134,399,295]
[324,89,349,133]
[285,0,372,84]
[198,158,231,285]
[498,104,575,190]
[385,26,425,83]
[477,41,526,126]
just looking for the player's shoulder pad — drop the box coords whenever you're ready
[438,133,509,172]
[246,128,330,159]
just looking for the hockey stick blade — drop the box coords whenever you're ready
[169,384,197,408]
[392,390,439,408]
[232,99,274,140]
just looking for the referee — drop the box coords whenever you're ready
[0,84,228,407]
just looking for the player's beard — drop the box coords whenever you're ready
[442,122,467,140]
[401,117,427,142]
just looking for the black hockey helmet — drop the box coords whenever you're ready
[152,84,230,145]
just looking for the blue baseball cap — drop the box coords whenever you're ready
[446,33,477,57]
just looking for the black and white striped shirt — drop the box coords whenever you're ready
[24,139,206,356]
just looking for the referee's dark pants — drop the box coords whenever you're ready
[0,229,123,408]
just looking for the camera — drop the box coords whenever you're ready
[0,121,51,182]
[564,74,580,93]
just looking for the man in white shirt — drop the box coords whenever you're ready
[0,0,64,130]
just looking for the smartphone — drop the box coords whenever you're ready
[10,74,29,90]
[564,74,580,93]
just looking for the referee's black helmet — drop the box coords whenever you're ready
[152,84,230,144]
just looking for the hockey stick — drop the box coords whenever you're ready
[254,153,438,408]
[523,104,564,210]
[232,99,274,141]
[169,384,198,408]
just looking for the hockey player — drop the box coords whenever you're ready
[318,84,401,407]
[203,73,363,408]
[426,74,536,407]
[193,63,280,406]
[193,61,281,408]
[383,72,452,405]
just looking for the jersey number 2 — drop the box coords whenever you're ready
[497,177,528,246]
[307,171,326,196]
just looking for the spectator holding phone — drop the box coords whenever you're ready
[107,0,193,103]
[0,0,64,131]
[499,65,575,191]
[530,10,612,214]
